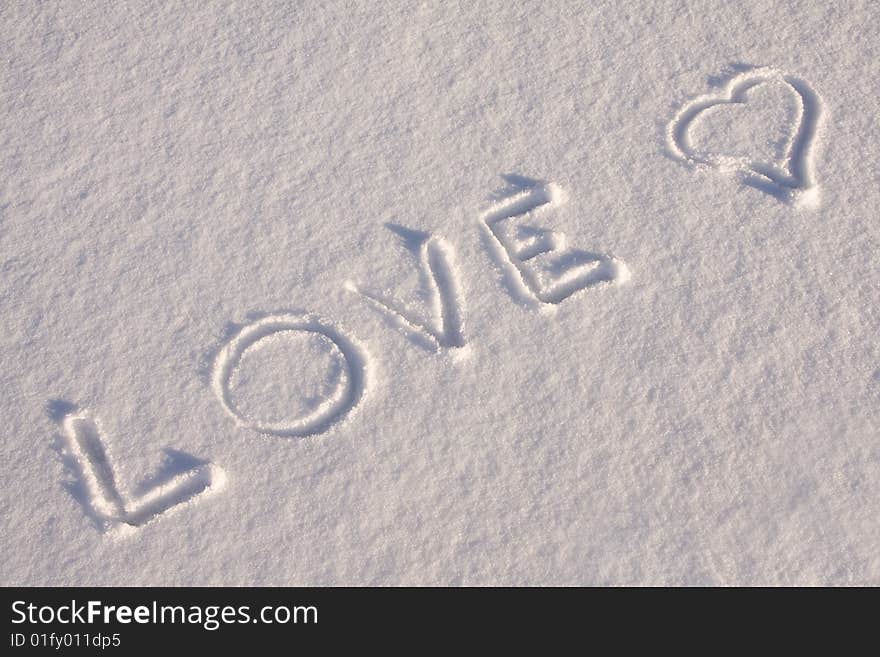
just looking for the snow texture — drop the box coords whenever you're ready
[1,1,879,585]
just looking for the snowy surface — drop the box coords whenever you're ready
[2,1,879,585]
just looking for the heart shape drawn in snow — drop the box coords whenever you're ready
[667,67,823,206]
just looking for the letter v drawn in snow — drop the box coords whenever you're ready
[52,405,225,533]
[480,175,629,308]
[346,224,466,353]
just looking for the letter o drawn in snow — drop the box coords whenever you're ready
[212,314,370,437]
